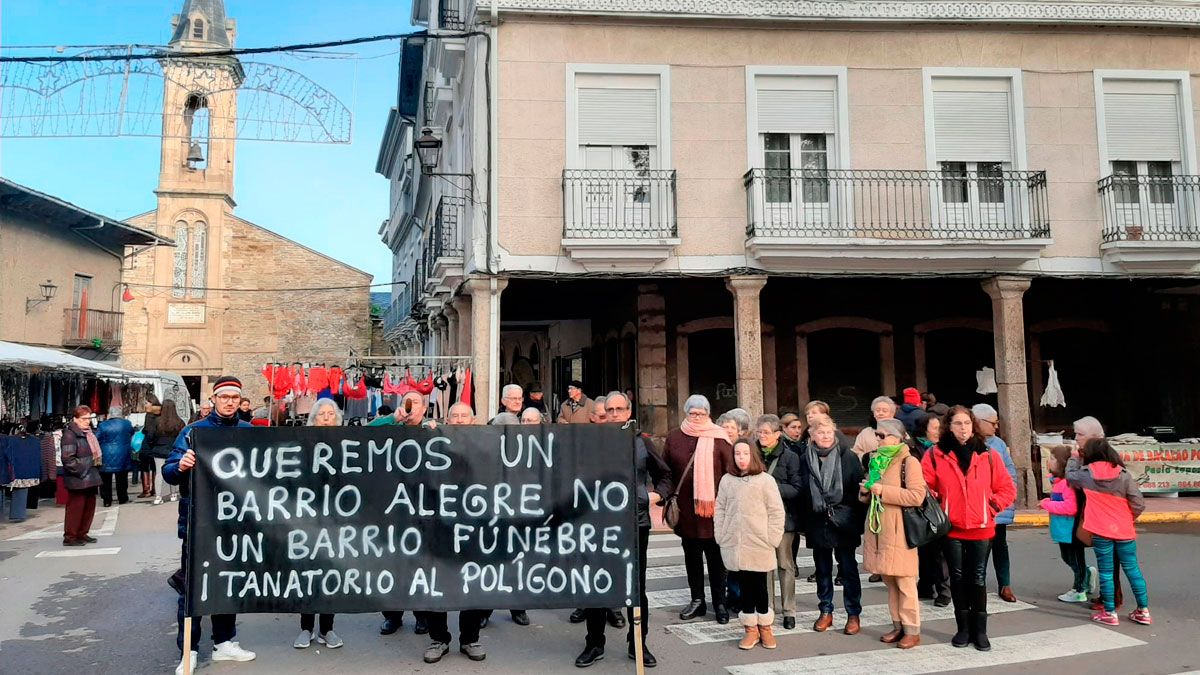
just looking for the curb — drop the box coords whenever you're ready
[1012,511,1200,527]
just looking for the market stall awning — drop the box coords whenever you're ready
[0,340,140,379]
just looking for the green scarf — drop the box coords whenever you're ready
[866,444,905,534]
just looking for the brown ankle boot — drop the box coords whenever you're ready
[898,634,921,649]
[738,625,760,650]
[759,624,777,649]
[880,627,904,643]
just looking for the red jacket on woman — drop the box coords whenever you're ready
[921,439,1016,541]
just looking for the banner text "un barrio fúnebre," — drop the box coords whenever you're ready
[185,424,639,615]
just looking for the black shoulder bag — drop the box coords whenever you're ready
[901,454,951,549]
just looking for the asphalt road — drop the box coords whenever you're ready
[1,497,1198,675]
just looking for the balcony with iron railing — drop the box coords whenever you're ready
[439,0,466,30]
[424,192,466,293]
[409,260,428,321]
[1097,173,1200,273]
[62,308,122,348]
[560,169,680,271]
[743,168,1051,271]
[383,294,409,336]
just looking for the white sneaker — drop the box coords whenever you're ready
[1086,566,1099,597]
[318,630,343,649]
[1058,590,1088,603]
[169,493,180,502]
[175,651,198,675]
[294,630,313,649]
[152,497,164,505]
[212,640,256,662]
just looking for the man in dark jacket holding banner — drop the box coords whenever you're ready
[575,391,672,668]
[163,375,256,675]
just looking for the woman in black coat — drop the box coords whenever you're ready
[797,414,867,635]
[60,405,103,546]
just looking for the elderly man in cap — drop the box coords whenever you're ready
[557,380,592,424]
[971,403,1020,603]
[163,376,256,675]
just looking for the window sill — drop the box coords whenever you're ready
[561,237,681,272]
[1099,239,1200,274]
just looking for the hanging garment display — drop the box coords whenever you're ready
[459,367,473,410]
[307,366,330,395]
[1040,360,1067,407]
[976,366,998,395]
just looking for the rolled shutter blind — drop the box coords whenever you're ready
[757,89,836,133]
[933,90,1013,162]
[1104,92,1181,161]
[578,88,658,146]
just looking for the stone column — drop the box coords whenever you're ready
[983,276,1034,507]
[452,295,471,360]
[443,304,459,355]
[636,284,668,437]
[466,276,508,422]
[726,275,768,419]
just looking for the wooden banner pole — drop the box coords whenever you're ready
[182,617,193,672]
[632,606,645,675]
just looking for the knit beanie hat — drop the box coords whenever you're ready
[902,387,921,406]
[212,376,243,398]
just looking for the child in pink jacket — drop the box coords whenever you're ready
[1039,446,1092,603]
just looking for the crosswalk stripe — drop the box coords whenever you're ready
[724,624,1144,674]
[35,547,122,558]
[648,574,879,609]
[647,550,862,566]
[666,598,1035,645]
[7,507,119,541]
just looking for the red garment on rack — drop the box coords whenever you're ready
[410,370,435,396]
[343,376,368,400]
[307,367,329,394]
[383,373,404,396]
[262,364,290,401]
[459,367,473,410]
[328,367,345,395]
[291,365,307,398]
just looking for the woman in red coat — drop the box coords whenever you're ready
[921,405,1015,652]
[663,394,736,624]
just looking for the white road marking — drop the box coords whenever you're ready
[646,547,683,559]
[35,547,122,558]
[648,574,878,609]
[7,507,119,541]
[649,532,676,544]
[667,598,1036,645]
[647,555,862,580]
[724,624,1144,674]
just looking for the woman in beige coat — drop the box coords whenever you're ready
[859,419,927,649]
[715,440,785,651]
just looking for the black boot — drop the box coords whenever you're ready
[679,599,706,621]
[972,586,991,651]
[714,605,729,625]
[950,582,970,648]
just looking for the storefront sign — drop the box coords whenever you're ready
[168,303,205,324]
[1117,443,1200,493]
[185,424,639,615]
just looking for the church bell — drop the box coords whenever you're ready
[187,141,206,165]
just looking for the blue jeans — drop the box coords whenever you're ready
[813,545,861,616]
[1093,536,1149,612]
[3,487,29,522]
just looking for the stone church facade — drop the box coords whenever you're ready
[120,0,371,404]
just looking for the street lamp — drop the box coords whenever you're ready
[26,279,58,313]
[414,127,443,175]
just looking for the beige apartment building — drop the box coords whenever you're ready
[380,0,1200,503]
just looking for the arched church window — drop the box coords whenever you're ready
[172,221,189,298]
[190,222,207,299]
[193,18,205,40]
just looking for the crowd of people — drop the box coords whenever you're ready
[51,375,1154,674]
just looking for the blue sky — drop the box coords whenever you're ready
[0,0,411,283]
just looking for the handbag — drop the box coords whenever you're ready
[662,452,697,530]
[901,455,951,549]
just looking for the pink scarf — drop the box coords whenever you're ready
[80,426,103,461]
[681,419,727,518]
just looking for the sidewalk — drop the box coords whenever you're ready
[1013,495,1200,526]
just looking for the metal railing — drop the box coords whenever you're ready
[384,295,408,334]
[423,81,436,127]
[562,169,677,239]
[439,1,466,30]
[743,168,1050,240]
[424,193,466,277]
[1098,174,1200,242]
[62,309,122,347]
[409,260,427,320]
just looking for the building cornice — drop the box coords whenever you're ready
[477,0,1200,28]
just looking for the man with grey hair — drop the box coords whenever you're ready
[853,395,899,457]
[499,383,524,417]
[588,396,608,424]
[520,407,545,424]
[971,403,1020,604]
[96,405,134,507]
[483,410,532,628]
[574,391,671,668]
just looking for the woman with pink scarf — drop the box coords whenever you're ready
[663,394,736,624]
[60,405,103,546]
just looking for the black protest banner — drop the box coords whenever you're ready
[184,424,639,616]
